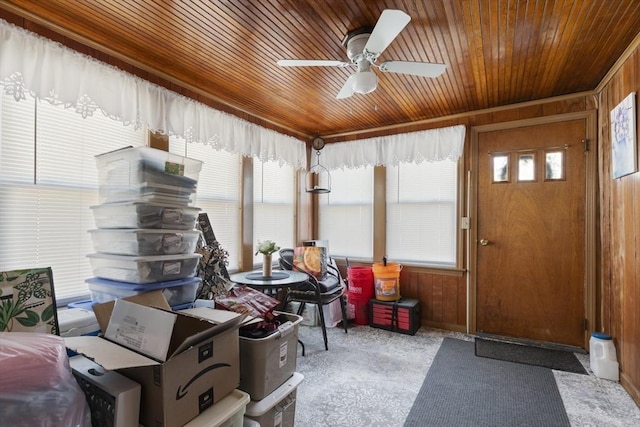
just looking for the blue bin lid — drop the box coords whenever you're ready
[591,332,612,340]
[67,299,97,311]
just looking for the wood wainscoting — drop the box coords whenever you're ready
[336,262,467,332]
[399,268,467,332]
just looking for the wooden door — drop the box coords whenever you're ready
[475,119,586,347]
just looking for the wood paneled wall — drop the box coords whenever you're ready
[400,268,466,331]
[597,44,640,405]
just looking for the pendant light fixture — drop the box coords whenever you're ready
[306,135,331,194]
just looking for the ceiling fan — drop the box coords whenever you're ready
[277,9,446,99]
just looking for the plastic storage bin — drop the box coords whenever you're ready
[239,312,303,400]
[245,372,304,427]
[87,252,201,283]
[242,418,260,427]
[57,307,100,337]
[95,146,202,205]
[183,389,249,427]
[86,276,201,306]
[89,228,201,256]
[90,202,200,230]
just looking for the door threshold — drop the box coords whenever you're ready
[475,332,587,354]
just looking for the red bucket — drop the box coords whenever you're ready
[347,266,374,301]
[348,292,370,326]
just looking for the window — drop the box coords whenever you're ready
[0,93,146,303]
[169,137,241,271]
[492,154,509,182]
[253,159,295,265]
[386,160,458,265]
[318,167,374,258]
[518,153,536,182]
[545,151,565,180]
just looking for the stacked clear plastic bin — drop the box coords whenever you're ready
[86,146,204,309]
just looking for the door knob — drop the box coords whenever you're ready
[480,239,490,246]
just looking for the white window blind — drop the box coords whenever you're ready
[318,167,373,258]
[386,160,458,265]
[0,94,146,304]
[253,159,295,265]
[169,137,241,271]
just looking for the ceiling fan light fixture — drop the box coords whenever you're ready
[278,9,443,99]
[352,70,377,94]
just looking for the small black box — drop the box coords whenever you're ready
[369,298,421,335]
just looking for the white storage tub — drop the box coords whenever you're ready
[85,276,201,306]
[245,372,304,427]
[95,146,202,205]
[87,253,201,284]
[243,417,260,427]
[90,201,200,230]
[89,228,202,256]
[183,389,250,427]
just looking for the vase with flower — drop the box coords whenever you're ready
[255,240,280,277]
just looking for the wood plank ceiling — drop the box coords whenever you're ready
[1,0,639,142]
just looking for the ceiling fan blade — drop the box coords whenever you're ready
[336,74,357,99]
[364,9,411,56]
[277,59,351,67]
[379,61,447,78]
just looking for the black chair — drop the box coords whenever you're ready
[278,248,348,351]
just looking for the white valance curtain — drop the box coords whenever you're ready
[1,19,465,170]
[322,124,466,170]
[0,19,307,168]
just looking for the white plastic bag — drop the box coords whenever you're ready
[0,332,91,427]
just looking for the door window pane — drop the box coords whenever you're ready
[545,151,565,180]
[492,155,509,182]
[518,153,536,182]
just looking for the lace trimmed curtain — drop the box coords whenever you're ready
[322,124,466,170]
[0,19,307,168]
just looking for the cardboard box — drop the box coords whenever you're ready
[64,291,246,427]
[369,298,421,335]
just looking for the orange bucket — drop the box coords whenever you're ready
[372,262,402,301]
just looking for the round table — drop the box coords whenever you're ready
[229,270,308,288]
